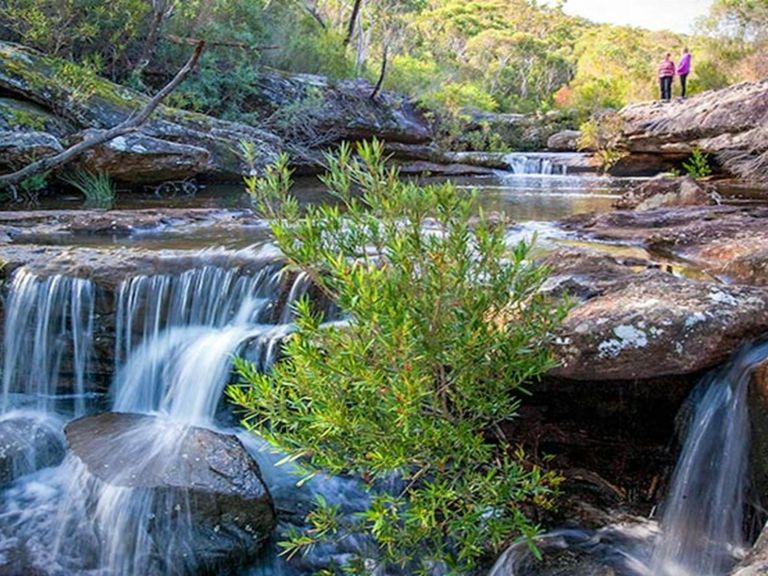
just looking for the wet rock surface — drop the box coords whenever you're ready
[562,205,768,285]
[65,412,276,571]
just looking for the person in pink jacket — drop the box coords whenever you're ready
[677,47,692,98]
[658,53,675,101]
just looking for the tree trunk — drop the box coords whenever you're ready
[344,0,364,46]
[370,44,388,100]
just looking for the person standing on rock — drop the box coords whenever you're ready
[658,52,675,101]
[677,47,692,99]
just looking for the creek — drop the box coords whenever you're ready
[0,161,765,575]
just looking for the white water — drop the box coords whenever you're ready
[2,268,95,416]
[0,262,372,576]
[503,152,587,175]
[492,342,768,576]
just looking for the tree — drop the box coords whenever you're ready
[229,140,566,574]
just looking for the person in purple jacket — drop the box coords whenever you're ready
[677,47,692,98]
[658,53,675,101]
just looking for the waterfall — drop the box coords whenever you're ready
[2,268,95,416]
[490,341,768,576]
[503,152,578,175]
[649,342,768,576]
[112,265,305,424]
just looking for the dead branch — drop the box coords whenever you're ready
[167,35,278,51]
[0,41,205,190]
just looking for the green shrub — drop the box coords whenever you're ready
[682,147,713,179]
[578,113,627,172]
[229,140,566,574]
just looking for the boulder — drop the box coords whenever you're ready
[551,271,768,380]
[614,80,768,181]
[0,412,65,486]
[547,129,583,152]
[614,176,720,210]
[0,41,282,180]
[0,96,73,137]
[730,525,768,576]
[242,70,432,148]
[65,412,276,573]
[0,130,63,169]
[78,131,211,182]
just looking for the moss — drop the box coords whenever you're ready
[0,99,48,131]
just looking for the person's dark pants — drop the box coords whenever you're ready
[680,73,688,98]
[660,76,673,101]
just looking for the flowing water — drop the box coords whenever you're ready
[0,169,766,575]
[492,341,768,576]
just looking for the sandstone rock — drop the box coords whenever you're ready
[78,131,211,183]
[0,412,65,486]
[0,96,73,137]
[562,205,768,285]
[547,129,583,151]
[551,271,768,380]
[614,176,719,210]
[0,41,281,180]
[730,524,768,576]
[0,130,63,169]
[65,412,276,572]
[614,80,768,182]
[247,71,431,147]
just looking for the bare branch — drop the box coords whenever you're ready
[0,41,205,189]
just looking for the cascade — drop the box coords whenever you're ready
[2,268,96,416]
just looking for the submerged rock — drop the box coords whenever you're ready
[614,175,720,210]
[65,412,276,573]
[0,412,65,486]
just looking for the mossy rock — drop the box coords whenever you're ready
[0,97,73,137]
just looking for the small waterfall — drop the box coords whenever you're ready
[112,265,305,424]
[503,152,568,175]
[2,268,95,416]
[649,342,768,576]
[490,342,768,576]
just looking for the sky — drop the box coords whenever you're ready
[560,0,714,34]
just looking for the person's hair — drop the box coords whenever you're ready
[684,47,689,52]
[665,52,671,58]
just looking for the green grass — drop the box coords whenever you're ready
[61,169,116,205]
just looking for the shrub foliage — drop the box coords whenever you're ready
[229,141,566,574]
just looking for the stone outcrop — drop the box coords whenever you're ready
[547,129,582,152]
[248,71,432,149]
[0,41,281,181]
[613,175,720,210]
[612,80,768,181]
[66,412,276,572]
[0,130,63,169]
[562,205,768,285]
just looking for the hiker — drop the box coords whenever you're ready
[677,47,692,98]
[658,52,675,101]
